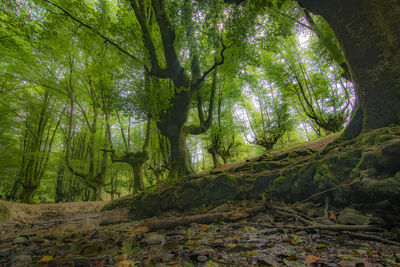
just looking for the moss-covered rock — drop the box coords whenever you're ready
[252,174,279,194]
[271,176,293,195]
[175,181,203,210]
[206,174,238,205]
[253,161,285,173]
[338,207,370,225]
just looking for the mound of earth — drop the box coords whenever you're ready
[105,126,400,228]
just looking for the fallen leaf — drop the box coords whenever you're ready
[128,226,149,234]
[116,260,135,267]
[115,254,128,262]
[288,254,299,261]
[37,255,55,264]
[305,254,322,264]
[286,238,296,246]
[199,224,209,229]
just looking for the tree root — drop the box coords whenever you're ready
[343,231,400,247]
[240,223,381,232]
[129,204,265,232]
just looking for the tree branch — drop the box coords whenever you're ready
[42,0,142,64]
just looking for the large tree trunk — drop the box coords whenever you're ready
[21,185,37,204]
[167,130,193,180]
[298,0,400,135]
[157,90,194,180]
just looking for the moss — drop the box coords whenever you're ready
[176,181,203,210]
[271,175,293,194]
[207,174,238,204]
[252,174,279,194]
[233,162,254,172]
[360,126,400,145]
[0,204,11,223]
[253,161,285,173]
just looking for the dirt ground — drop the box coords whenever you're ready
[1,199,400,266]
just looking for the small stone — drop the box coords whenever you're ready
[338,207,370,225]
[257,256,280,266]
[197,255,208,262]
[162,253,175,262]
[142,232,166,246]
[13,236,27,244]
[10,253,32,267]
[0,247,15,257]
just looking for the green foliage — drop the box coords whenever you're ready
[0,0,357,201]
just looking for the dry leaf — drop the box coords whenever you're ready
[116,261,135,267]
[199,224,209,229]
[128,226,149,234]
[304,254,322,264]
[115,254,128,262]
[37,255,55,264]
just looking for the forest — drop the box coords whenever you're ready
[0,0,400,266]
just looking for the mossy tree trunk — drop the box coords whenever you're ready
[298,0,400,136]
[131,0,223,181]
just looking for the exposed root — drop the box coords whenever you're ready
[343,231,400,246]
[129,204,265,232]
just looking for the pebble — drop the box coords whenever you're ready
[10,253,32,267]
[143,232,166,246]
[0,247,15,257]
[13,236,27,244]
[197,255,208,262]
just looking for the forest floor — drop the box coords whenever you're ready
[1,135,400,266]
[1,199,400,266]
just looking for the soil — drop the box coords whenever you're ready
[1,199,400,266]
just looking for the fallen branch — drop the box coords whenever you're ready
[269,204,319,225]
[289,180,360,209]
[239,222,381,232]
[343,231,400,246]
[129,205,265,232]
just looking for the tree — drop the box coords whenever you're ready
[296,0,400,138]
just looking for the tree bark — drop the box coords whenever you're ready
[297,0,400,134]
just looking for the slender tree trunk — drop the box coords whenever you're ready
[298,0,400,134]
[55,163,66,203]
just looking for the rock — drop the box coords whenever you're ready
[80,241,103,257]
[197,255,208,262]
[10,253,32,267]
[13,236,27,244]
[395,253,400,262]
[142,232,166,246]
[190,248,215,261]
[338,207,370,225]
[0,247,15,257]
[257,256,280,266]
[162,253,175,262]
[294,202,315,214]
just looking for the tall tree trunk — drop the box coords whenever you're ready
[298,0,400,135]
[21,186,36,204]
[55,163,66,203]
[167,130,193,179]
[157,90,193,180]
